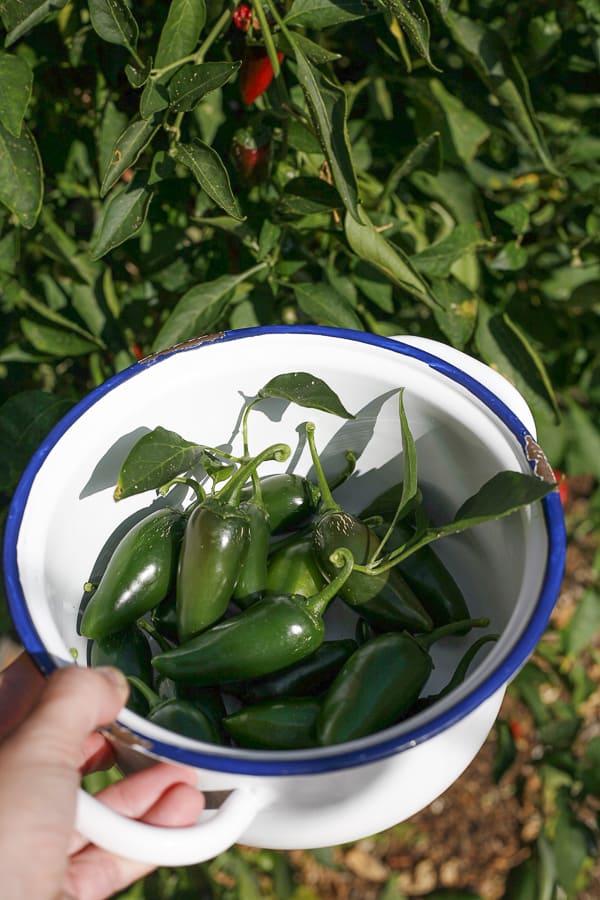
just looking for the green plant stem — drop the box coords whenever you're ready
[151,7,233,77]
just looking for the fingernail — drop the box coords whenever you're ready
[95,666,130,701]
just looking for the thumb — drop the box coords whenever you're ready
[0,665,130,899]
[12,665,130,770]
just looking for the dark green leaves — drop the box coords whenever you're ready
[154,0,206,69]
[445,11,558,175]
[0,52,32,136]
[168,62,240,112]
[375,0,439,70]
[114,426,204,500]
[90,173,154,259]
[451,470,555,529]
[258,372,355,419]
[284,0,371,29]
[293,46,360,222]
[175,140,243,220]
[292,282,363,330]
[100,115,161,197]
[152,266,264,352]
[0,0,69,46]
[344,208,437,306]
[0,391,72,493]
[0,120,42,228]
[88,0,140,56]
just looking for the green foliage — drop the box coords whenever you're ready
[0,0,599,896]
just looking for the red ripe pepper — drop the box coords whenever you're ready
[552,468,570,508]
[239,47,284,105]
[232,125,272,185]
[233,4,255,32]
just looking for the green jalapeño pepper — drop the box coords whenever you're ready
[233,500,271,609]
[266,534,325,598]
[176,499,250,641]
[223,697,321,750]
[176,441,290,641]
[240,473,320,534]
[151,548,355,685]
[80,508,185,640]
[306,424,432,633]
[317,617,489,745]
[232,638,358,704]
[128,676,224,744]
[89,625,153,716]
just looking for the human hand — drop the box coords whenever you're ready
[0,654,205,900]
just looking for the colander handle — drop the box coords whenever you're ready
[75,783,273,866]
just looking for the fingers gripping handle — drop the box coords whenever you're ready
[75,784,272,866]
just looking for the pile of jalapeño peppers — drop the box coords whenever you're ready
[80,372,554,750]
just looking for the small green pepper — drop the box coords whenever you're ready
[176,499,251,641]
[317,617,489,745]
[151,594,178,643]
[231,638,358,704]
[233,499,271,608]
[266,534,325,598]
[152,548,355,685]
[176,442,290,641]
[80,508,185,640]
[240,473,320,534]
[223,697,321,749]
[89,625,153,716]
[128,676,223,743]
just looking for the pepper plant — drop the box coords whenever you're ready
[1,0,600,895]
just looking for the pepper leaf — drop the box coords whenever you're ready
[168,62,241,112]
[88,0,139,55]
[258,372,355,419]
[100,115,161,198]
[292,282,363,330]
[284,0,371,29]
[115,426,205,500]
[90,172,154,259]
[292,44,360,222]
[152,265,263,351]
[450,470,555,529]
[175,139,243,221]
[0,120,43,229]
[154,0,207,69]
[345,207,438,307]
[0,52,33,137]
[374,0,440,70]
[1,0,69,46]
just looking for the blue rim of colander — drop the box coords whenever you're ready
[3,325,566,776]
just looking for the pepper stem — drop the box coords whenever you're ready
[327,449,357,492]
[137,617,172,653]
[416,617,490,652]
[305,546,354,620]
[217,441,291,505]
[128,675,161,710]
[305,422,339,513]
[435,633,499,701]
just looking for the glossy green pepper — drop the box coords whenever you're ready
[80,507,185,640]
[151,548,355,685]
[223,697,321,749]
[232,500,271,608]
[266,534,325,598]
[240,473,320,534]
[176,442,290,641]
[373,521,470,627]
[317,617,489,745]
[313,509,432,633]
[151,593,178,643]
[232,638,358,704]
[128,676,223,743]
[155,676,227,731]
[177,498,251,641]
[89,625,153,716]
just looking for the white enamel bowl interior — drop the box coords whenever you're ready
[13,329,553,766]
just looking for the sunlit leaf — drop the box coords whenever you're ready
[258,372,355,418]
